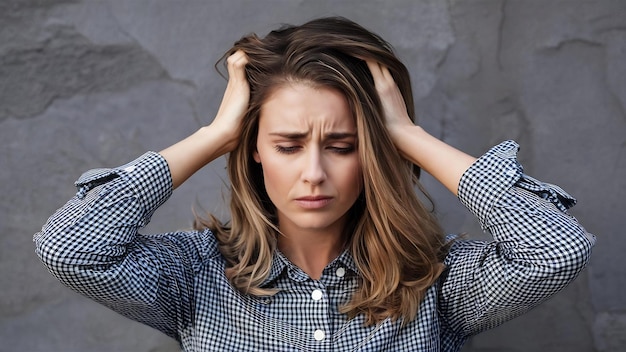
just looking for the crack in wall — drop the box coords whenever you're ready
[0,24,168,121]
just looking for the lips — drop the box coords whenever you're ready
[294,195,333,209]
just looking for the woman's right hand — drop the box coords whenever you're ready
[159,50,251,189]
[211,50,250,153]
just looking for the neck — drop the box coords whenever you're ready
[277,227,346,280]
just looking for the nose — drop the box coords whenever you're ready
[301,148,326,185]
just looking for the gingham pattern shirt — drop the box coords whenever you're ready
[34,141,595,351]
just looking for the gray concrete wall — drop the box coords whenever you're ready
[1,1,624,351]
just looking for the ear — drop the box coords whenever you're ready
[253,149,261,163]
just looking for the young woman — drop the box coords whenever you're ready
[35,17,594,351]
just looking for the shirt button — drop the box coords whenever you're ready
[314,329,325,341]
[311,289,323,301]
[336,267,346,277]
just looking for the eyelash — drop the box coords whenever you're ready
[274,145,355,155]
[329,146,356,154]
[274,146,299,154]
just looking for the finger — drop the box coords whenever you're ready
[367,61,399,97]
[379,64,394,82]
[226,50,249,81]
[366,60,396,86]
[365,60,384,82]
[227,49,247,65]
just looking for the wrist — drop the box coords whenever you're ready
[199,123,239,154]
[389,124,427,161]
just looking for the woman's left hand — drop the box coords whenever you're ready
[365,60,476,196]
[365,60,415,142]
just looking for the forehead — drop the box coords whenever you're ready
[259,83,355,131]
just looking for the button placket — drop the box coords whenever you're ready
[308,282,329,344]
[311,287,325,341]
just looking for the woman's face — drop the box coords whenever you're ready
[253,83,363,239]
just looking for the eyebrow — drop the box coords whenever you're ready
[268,132,357,140]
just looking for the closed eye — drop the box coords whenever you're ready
[328,145,356,154]
[274,145,300,154]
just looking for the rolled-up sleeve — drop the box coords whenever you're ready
[33,152,217,340]
[439,140,595,337]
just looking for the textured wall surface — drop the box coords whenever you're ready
[1,1,624,351]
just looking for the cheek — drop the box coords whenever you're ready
[257,153,290,199]
[345,159,364,196]
[262,164,282,189]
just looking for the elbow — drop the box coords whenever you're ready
[504,223,595,285]
[33,205,89,278]
[34,226,71,277]
[547,223,595,281]
[34,198,82,274]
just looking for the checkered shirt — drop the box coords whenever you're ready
[34,140,595,351]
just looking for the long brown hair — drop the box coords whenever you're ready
[196,17,448,325]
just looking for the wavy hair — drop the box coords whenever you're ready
[195,17,448,325]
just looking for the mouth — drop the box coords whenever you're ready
[294,196,333,209]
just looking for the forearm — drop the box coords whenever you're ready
[365,61,476,194]
[159,124,235,189]
[391,125,476,195]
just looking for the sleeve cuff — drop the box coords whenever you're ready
[457,140,523,228]
[457,140,579,229]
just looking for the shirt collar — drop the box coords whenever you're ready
[260,250,289,287]
[331,248,359,274]
[260,248,359,287]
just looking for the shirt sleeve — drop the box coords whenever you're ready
[33,152,221,341]
[438,140,595,337]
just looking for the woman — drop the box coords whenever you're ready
[35,17,594,351]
